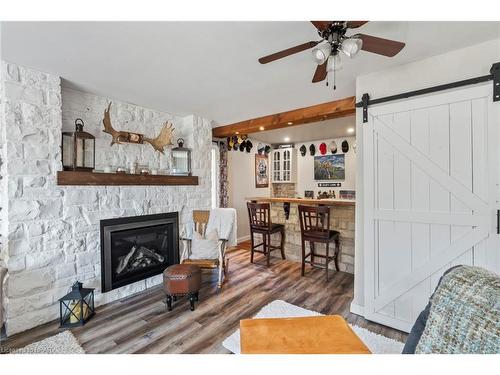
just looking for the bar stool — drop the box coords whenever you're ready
[247,202,286,266]
[298,205,340,281]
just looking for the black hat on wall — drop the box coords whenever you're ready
[299,144,307,156]
[342,140,349,153]
[309,144,316,156]
[239,140,247,152]
[245,140,253,152]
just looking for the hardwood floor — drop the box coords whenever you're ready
[2,244,407,353]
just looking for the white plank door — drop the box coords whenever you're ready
[363,84,499,332]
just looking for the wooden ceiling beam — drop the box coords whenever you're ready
[212,96,356,138]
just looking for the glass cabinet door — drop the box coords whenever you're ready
[283,150,291,181]
[273,151,281,181]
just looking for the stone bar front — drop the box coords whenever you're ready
[246,197,355,273]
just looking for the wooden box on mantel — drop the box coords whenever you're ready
[57,171,199,186]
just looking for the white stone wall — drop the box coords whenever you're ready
[0,61,212,335]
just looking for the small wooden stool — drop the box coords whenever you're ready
[163,264,201,311]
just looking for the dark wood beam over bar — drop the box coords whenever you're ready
[212,96,356,138]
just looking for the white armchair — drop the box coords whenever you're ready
[0,267,7,333]
[181,209,236,288]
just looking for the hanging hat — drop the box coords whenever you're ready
[228,137,233,150]
[245,140,253,152]
[240,140,247,152]
[342,140,349,153]
[309,144,316,156]
[257,143,265,154]
[319,142,327,155]
[299,144,307,156]
[233,138,239,151]
[330,141,337,154]
[264,145,271,155]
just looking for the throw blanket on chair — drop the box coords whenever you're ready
[206,208,237,247]
[415,266,500,354]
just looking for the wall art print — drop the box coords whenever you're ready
[255,153,269,188]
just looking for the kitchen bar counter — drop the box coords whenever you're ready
[245,197,355,206]
[245,197,355,273]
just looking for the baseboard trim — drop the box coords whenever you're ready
[350,302,365,317]
[237,235,250,244]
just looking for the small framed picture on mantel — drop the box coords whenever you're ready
[255,154,269,188]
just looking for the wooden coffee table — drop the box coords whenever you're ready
[240,315,371,354]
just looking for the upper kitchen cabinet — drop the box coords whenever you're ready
[271,148,297,183]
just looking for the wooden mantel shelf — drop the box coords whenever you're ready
[57,171,199,186]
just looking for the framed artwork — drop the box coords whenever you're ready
[314,154,345,180]
[304,190,314,198]
[255,154,269,188]
[339,190,356,200]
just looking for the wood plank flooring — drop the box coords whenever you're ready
[2,244,407,353]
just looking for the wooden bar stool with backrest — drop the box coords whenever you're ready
[247,202,286,266]
[298,205,340,281]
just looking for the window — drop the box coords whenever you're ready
[211,143,220,209]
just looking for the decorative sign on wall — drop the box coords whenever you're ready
[318,182,341,187]
[314,154,345,180]
[255,154,269,188]
[102,103,174,154]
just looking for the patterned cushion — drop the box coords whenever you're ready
[413,266,500,354]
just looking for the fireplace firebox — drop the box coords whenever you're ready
[100,212,179,293]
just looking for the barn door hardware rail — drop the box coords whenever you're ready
[357,62,500,123]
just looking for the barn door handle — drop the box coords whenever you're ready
[497,209,500,234]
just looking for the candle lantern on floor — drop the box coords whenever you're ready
[62,118,96,171]
[59,281,95,328]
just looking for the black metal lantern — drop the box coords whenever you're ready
[62,119,96,172]
[59,281,95,328]
[171,138,192,176]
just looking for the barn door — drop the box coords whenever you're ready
[363,84,499,332]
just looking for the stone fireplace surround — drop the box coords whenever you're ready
[0,61,212,335]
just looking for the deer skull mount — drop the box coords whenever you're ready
[102,102,174,154]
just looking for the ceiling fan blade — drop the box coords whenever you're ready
[258,41,321,64]
[356,34,406,57]
[312,62,327,83]
[347,21,368,28]
[311,21,333,31]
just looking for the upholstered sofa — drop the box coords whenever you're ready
[0,267,7,334]
[403,265,499,354]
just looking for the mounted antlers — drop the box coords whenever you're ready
[102,102,174,154]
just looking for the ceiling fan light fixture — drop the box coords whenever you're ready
[327,54,342,72]
[311,42,331,65]
[340,38,363,58]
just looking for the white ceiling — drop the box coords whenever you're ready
[2,22,499,125]
[251,115,356,144]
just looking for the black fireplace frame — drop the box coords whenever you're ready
[100,212,179,293]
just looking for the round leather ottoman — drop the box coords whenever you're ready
[163,264,201,311]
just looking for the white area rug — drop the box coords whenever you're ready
[12,331,85,354]
[222,300,404,354]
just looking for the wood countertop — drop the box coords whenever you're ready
[245,197,355,207]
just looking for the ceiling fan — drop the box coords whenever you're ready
[258,21,406,87]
